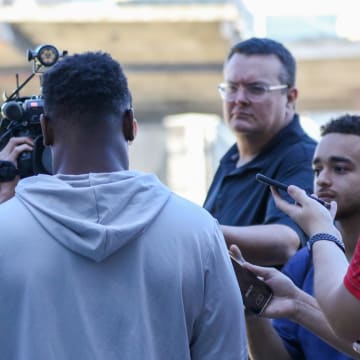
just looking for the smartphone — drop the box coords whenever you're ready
[256,173,288,191]
[255,173,331,209]
[229,253,273,315]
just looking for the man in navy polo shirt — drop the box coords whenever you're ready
[204,37,316,266]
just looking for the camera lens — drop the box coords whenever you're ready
[1,101,23,122]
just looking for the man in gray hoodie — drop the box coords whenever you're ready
[0,51,248,359]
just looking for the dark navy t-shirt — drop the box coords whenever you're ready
[203,115,316,246]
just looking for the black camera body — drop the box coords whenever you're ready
[0,44,67,178]
[0,96,49,178]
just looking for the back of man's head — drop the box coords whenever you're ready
[227,37,296,87]
[320,114,360,137]
[41,51,131,126]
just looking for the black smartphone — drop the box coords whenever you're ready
[229,253,273,315]
[255,173,331,209]
[256,173,288,191]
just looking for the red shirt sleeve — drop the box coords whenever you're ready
[344,236,360,300]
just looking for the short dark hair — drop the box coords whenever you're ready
[41,51,131,123]
[320,114,360,137]
[227,37,296,87]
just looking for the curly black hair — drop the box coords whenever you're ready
[41,51,131,123]
[320,114,360,137]
[227,37,296,87]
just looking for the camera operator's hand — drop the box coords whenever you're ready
[0,136,34,165]
[0,137,33,203]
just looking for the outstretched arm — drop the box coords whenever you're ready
[271,185,360,341]
[230,245,360,358]
[246,317,292,360]
[222,224,299,266]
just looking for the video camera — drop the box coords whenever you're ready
[0,44,67,178]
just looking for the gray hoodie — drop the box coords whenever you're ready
[0,171,247,360]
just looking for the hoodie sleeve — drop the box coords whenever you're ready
[190,221,248,360]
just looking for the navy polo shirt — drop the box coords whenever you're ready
[203,115,316,246]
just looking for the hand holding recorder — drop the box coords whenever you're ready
[229,244,312,319]
[270,183,341,240]
[229,245,272,315]
[256,173,331,209]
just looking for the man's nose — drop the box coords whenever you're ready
[233,85,249,103]
[316,169,332,187]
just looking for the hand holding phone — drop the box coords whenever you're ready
[256,173,331,209]
[256,173,288,191]
[229,253,273,315]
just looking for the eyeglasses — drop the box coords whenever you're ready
[217,82,288,102]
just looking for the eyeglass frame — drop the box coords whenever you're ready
[217,82,289,102]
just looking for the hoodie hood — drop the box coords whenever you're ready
[15,171,171,262]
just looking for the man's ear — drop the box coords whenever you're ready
[286,87,298,111]
[123,108,137,142]
[40,114,54,146]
